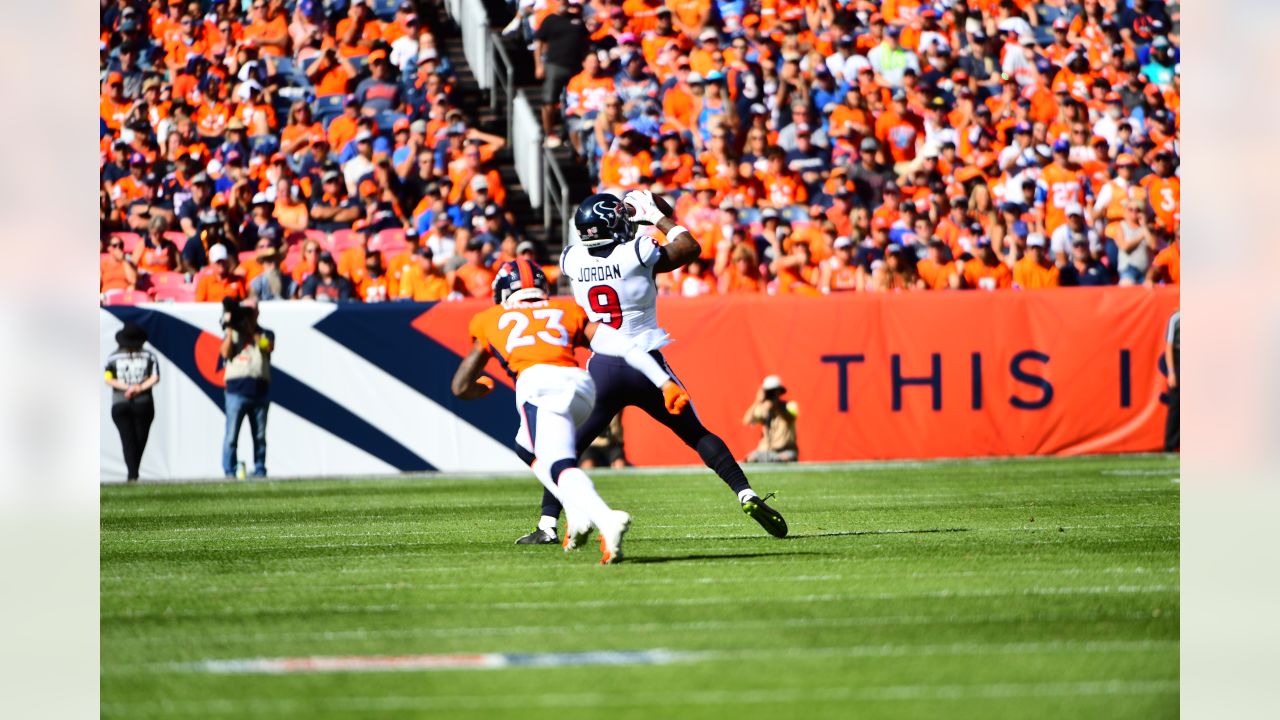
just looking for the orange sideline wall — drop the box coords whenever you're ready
[620,287,1179,465]
[426,287,1179,465]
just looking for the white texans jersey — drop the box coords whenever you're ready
[560,233,669,351]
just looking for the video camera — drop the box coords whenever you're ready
[221,297,254,332]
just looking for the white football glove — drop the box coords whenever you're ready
[622,190,665,226]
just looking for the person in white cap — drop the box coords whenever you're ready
[743,375,798,463]
[1013,233,1061,289]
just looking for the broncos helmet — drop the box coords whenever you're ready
[492,258,551,306]
[574,192,636,248]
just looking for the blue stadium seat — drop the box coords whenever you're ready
[314,94,346,127]
[371,0,399,21]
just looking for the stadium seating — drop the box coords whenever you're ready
[150,284,196,303]
[102,289,150,306]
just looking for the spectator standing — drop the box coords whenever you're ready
[1106,200,1156,285]
[533,0,589,148]
[104,323,160,482]
[743,375,798,463]
[1164,308,1180,452]
[219,298,274,479]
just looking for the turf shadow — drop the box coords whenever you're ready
[786,528,969,539]
[627,551,822,565]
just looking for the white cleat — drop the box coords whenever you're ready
[562,521,593,552]
[598,511,631,565]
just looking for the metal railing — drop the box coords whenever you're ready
[543,143,573,246]
[511,90,543,210]
[444,0,491,90]
[489,31,516,137]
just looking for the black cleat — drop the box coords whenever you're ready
[742,492,788,538]
[514,528,558,545]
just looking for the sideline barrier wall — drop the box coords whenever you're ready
[101,287,1177,482]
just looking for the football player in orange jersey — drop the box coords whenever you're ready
[452,259,689,564]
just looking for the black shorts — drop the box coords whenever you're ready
[543,63,574,105]
[574,351,711,453]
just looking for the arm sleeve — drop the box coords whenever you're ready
[634,234,662,267]
[589,324,670,388]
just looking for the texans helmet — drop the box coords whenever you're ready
[492,258,550,306]
[574,192,635,248]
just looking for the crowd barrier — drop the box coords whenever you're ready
[100,287,1177,482]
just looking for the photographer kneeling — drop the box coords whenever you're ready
[220,298,274,478]
[743,375,799,463]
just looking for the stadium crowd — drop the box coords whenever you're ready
[100,0,1181,304]
[522,0,1181,294]
[100,0,530,304]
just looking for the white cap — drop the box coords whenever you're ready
[470,174,489,190]
[209,244,229,262]
[251,192,270,205]
[833,236,853,249]
[1026,233,1046,248]
[762,375,784,391]
[1065,202,1084,217]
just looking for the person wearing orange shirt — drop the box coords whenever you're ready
[957,239,1013,290]
[669,0,713,40]
[563,53,617,156]
[450,238,497,298]
[100,72,131,131]
[241,0,290,57]
[1036,139,1088,234]
[196,244,248,302]
[101,236,139,293]
[819,237,861,292]
[454,260,689,563]
[398,246,451,301]
[771,237,821,296]
[326,96,362,152]
[758,147,808,209]
[334,0,382,57]
[915,239,956,290]
[598,129,654,193]
[1147,237,1180,286]
[1140,150,1180,233]
[715,241,765,293]
[1013,236,1061,289]
[662,63,701,136]
[875,88,924,166]
[307,47,357,98]
[352,252,395,303]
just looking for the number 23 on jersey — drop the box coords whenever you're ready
[468,299,589,378]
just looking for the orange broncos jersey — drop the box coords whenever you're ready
[469,298,589,379]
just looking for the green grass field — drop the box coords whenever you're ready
[101,455,1179,719]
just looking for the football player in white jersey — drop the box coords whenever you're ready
[513,190,788,544]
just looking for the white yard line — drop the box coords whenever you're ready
[105,610,1169,650]
[102,565,1178,600]
[101,584,1177,622]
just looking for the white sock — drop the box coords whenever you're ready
[557,468,615,530]
[538,515,558,533]
[738,489,759,504]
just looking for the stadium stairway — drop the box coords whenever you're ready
[459,0,596,260]
[422,2,554,250]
